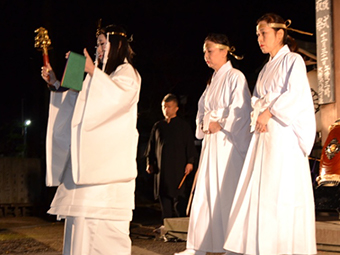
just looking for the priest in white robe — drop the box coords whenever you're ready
[41,25,141,255]
[176,34,252,255]
[224,14,317,255]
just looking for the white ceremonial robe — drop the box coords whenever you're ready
[224,45,317,255]
[186,61,252,253]
[45,62,141,221]
[63,216,131,255]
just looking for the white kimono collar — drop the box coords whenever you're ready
[269,45,290,62]
[213,61,233,80]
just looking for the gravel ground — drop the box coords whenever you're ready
[0,232,54,254]
[0,202,187,255]
[0,218,186,255]
[0,217,64,254]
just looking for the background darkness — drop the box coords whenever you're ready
[0,0,317,158]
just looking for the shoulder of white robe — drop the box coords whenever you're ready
[114,63,140,80]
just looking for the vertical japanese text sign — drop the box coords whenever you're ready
[316,0,335,104]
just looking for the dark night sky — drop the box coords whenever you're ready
[0,0,316,157]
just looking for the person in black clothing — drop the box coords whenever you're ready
[146,94,197,222]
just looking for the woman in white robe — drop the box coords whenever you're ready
[176,34,252,255]
[41,25,141,255]
[224,13,317,255]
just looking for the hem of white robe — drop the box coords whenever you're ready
[186,246,227,254]
[224,251,317,255]
[48,205,133,221]
[224,247,317,255]
[63,216,131,255]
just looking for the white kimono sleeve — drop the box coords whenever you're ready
[204,71,249,133]
[46,90,78,186]
[81,66,140,130]
[196,88,207,139]
[218,73,250,133]
[269,55,316,155]
[71,64,141,185]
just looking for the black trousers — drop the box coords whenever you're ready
[158,194,187,221]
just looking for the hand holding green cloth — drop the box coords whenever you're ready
[61,52,86,91]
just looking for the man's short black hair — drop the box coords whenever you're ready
[162,93,178,106]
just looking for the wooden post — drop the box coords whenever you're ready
[317,0,340,144]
